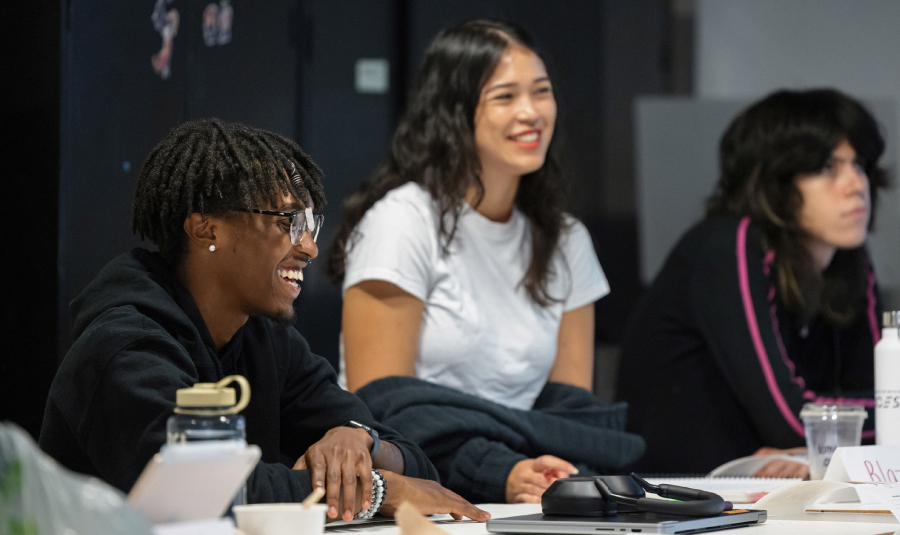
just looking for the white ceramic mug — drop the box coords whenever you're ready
[233,503,327,535]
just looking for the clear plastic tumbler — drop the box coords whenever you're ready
[799,403,867,480]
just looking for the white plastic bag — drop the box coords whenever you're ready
[0,421,152,535]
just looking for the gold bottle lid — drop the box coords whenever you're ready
[174,375,250,415]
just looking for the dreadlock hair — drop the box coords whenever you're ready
[132,118,326,265]
[328,19,566,307]
[706,89,887,325]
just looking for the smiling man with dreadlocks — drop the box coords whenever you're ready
[39,119,488,522]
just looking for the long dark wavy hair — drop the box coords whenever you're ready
[706,89,887,324]
[328,19,566,306]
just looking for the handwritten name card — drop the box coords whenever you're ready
[825,445,900,483]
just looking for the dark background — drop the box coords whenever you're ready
[1,0,692,439]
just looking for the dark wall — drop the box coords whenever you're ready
[48,1,408,388]
[58,0,302,356]
[291,0,402,368]
[0,1,60,439]
[56,0,404,373]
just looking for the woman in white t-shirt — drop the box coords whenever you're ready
[328,19,610,503]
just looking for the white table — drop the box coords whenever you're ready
[325,504,900,535]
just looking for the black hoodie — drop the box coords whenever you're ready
[39,249,438,502]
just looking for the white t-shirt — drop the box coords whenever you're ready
[341,182,610,410]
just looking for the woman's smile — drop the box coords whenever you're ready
[509,129,541,149]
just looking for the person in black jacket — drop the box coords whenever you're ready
[39,118,488,523]
[617,89,887,475]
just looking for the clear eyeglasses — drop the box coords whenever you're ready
[251,206,324,245]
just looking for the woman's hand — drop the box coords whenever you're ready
[752,446,807,456]
[379,471,491,522]
[505,455,579,503]
[752,459,809,479]
[750,446,809,479]
[293,427,373,521]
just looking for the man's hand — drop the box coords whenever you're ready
[506,455,578,503]
[379,471,491,522]
[293,426,373,521]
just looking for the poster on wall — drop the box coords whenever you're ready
[203,0,233,47]
[151,0,179,79]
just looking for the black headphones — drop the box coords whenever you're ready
[541,473,729,517]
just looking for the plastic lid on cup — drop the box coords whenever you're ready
[799,403,868,420]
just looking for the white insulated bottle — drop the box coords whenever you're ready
[876,311,900,445]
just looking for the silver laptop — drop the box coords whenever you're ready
[486,510,766,535]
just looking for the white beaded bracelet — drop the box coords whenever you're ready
[356,469,387,519]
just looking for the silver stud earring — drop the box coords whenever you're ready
[209,244,216,252]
